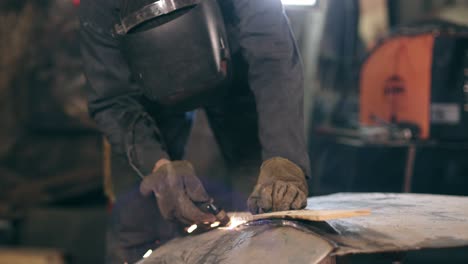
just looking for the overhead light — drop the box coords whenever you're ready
[281,0,317,6]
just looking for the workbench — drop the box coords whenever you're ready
[309,126,468,195]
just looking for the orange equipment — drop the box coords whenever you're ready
[360,23,468,140]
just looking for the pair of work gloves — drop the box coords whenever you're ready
[140,157,308,225]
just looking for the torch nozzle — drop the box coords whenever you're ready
[197,200,231,227]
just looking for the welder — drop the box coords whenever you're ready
[79,0,310,262]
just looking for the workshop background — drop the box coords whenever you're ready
[0,0,467,263]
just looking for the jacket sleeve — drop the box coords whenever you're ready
[231,0,311,176]
[80,0,169,177]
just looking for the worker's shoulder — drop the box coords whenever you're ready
[79,0,118,31]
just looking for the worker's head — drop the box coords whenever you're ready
[116,0,232,111]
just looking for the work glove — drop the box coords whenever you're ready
[248,157,308,214]
[140,161,216,225]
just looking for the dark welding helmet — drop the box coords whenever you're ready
[115,0,231,110]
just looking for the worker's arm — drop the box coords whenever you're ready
[80,0,215,224]
[79,0,169,176]
[232,0,310,213]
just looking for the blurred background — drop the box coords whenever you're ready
[0,0,467,263]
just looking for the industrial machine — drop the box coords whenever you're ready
[309,21,468,196]
[360,22,468,141]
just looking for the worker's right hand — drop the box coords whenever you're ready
[139,161,216,225]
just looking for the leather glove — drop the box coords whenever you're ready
[248,157,308,214]
[140,161,216,225]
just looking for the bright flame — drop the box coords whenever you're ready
[187,224,198,234]
[210,221,220,228]
[142,249,152,259]
[219,216,247,230]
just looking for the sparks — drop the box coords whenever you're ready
[210,221,221,228]
[187,224,198,234]
[219,216,247,230]
[142,249,152,259]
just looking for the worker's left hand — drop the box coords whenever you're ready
[248,157,308,214]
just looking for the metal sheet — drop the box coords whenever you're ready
[138,193,468,263]
[138,221,334,264]
[306,193,468,255]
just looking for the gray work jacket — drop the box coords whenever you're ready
[79,0,311,178]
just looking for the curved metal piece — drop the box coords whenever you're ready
[137,219,335,264]
[115,0,200,35]
[245,219,340,247]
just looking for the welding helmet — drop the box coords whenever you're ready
[115,0,231,110]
